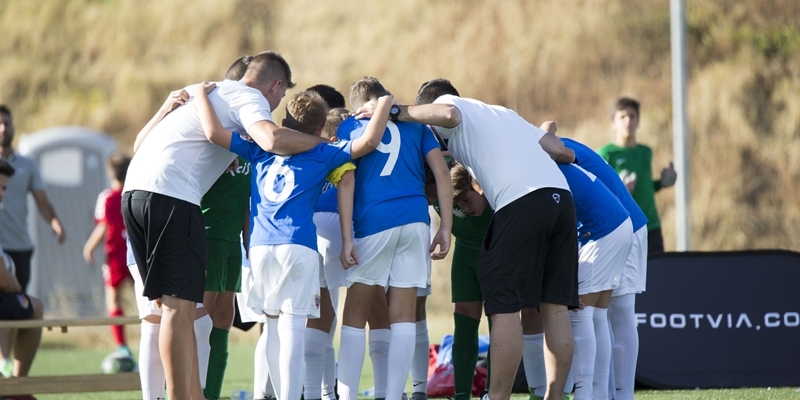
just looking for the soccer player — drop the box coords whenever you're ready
[305,106,352,400]
[83,152,134,357]
[194,82,391,400]
[201,55,254,400]
[127,239,213,400]
[335,77,452,400]
[0,159,43,388]
[555,129,648,400]
[597,98,676,254]
[395,78,579,400]
[123,50,326,400]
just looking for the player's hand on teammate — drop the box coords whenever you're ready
[159,89,191,114]
[539,120,557,134]
[660,162,677,187]
[226,157,240,172]
[430,228,451,260]
[340,240,359,269]
[354,95,398,120]
[195,81,217,98]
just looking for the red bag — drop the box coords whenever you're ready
[425,363,488,398]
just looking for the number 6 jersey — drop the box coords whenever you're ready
[230,134,354,251]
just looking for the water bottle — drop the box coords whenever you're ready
[230,389,252,400]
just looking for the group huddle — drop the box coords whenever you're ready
[121,50,651,400]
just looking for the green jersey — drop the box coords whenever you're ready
[201,156,251,241]
[596,143,661,230]
[433,203,494,254]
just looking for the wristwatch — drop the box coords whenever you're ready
[389,105,400,122]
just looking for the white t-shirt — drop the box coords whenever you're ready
[433,95,569,211]
[124,80,273,205]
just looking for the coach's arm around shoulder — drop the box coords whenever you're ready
[396,103,462,129]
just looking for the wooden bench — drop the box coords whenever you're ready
[0,316,143,395]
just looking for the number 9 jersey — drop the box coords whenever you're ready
[336,117,441,238]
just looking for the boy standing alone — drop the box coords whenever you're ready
[597,97,677,253]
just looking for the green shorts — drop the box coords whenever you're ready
[450,244,482,303]
[205,238,242,292]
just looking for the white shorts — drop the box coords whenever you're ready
[248,244,321,318]
[577,218,633,295]
[612,226,648,296]
[346,222,431,289]
[315,212,347,289]
[236,265,266,323]
[417,284,432,297]
[127,262,203,318]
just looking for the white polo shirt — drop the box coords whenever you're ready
[433,95,569,211]
[124,80,273,206]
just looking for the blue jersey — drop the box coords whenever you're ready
[557,163,630,245]
[561,138,648,232]
[337,117,440,238]
[230,134,353,250]
[315,181,338,213]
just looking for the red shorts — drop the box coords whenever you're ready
[103,256,132,288]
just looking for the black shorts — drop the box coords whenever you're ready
[0,292,35,320]
[478,189,579,315]
[122,190,207,303]
[5,249,33,293]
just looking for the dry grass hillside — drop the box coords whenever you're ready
[1,0,798,253]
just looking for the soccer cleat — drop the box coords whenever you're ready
[117,344,133,357]
[410,393,428,400]
[0,360,13,378]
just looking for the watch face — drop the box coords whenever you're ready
[390,105,400,114]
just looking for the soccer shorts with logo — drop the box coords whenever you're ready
[205,238,243,293]
[346,222,431,289]
[577,218,633,295]
[248,244,321,318]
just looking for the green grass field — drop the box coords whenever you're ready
[27,337,800,400]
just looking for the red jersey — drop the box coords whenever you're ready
[94,188,127,267]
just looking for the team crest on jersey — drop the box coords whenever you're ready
[315,293,321,310]
[452,207,467,219]
[552,193,561,203]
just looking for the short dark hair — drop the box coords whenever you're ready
[611,97,640,119]
[415,79,459,105]
[0,105,12,121]
[348,76,390,109]
[225,55,253,80]
[107,152,131,183]
[307,84,346,109]
[284,91,329,135]
[450,161,475,204]
[243,51,296,89]
[322,108,351,140]
[0,159,15,178]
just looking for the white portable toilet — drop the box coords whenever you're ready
[19,126,118,317]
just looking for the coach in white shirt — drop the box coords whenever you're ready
[385,79,578,400]
[123,51,326,400]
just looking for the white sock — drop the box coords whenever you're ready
[386,322,416,400]
[322,315,338,400]
[305,328,328,399]
[569,306,596,400]
[338,326,366,400]
[139,321,165,400]
[411,320,429,394]
[278,314,307,400]
[254,326,274,399]
[608,294,638,400]
[193,314,213,389]
[369,328,391,398]
[266,318,282,399]
[522,333,547,397]
[593,307,611,400]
